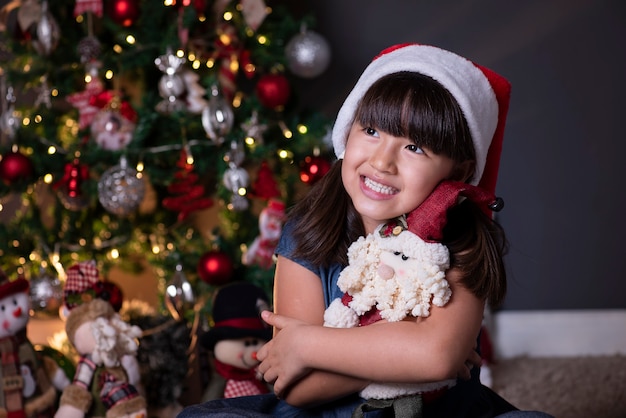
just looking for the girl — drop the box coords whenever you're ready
[178,44,553,417]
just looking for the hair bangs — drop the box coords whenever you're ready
[354,72,474,162]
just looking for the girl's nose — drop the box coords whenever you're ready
[368,143,397,174]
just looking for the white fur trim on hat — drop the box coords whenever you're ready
[332,44,499,186]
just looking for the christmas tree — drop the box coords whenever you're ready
[0,0,332,407]
[0,0,333,310]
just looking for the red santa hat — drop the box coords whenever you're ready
[332,43,511,194]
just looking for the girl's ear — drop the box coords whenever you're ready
[451,160,476,183]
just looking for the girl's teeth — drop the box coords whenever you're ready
[364,177,396,195]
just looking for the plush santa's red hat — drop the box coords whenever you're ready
[332,43,511,194]
[63,260,123,312]
[377,180,503,261]
[406,180,504,243]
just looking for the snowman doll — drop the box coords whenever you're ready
[55,261,146,418]
[0,268,69,418]
[200,282,272,400]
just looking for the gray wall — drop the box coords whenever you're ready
[294,0,626,310]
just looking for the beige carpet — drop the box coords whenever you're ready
[491,355,626,418]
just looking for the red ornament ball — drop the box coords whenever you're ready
[106,0,140,27]
[256,74,291,109]
[300,155,331,184]
[0,151,34,185]
[197,250,234,286]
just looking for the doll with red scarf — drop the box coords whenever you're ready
[200,282,272,400]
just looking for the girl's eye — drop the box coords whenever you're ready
[406,144,425,154]
[364,127,379,137]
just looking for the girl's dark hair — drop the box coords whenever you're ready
[289,71,508,307]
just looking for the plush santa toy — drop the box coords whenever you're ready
[0,268,70,418]
[55,260,146,418]
[324,180,504,400]
[200,282,272,400]
[242,199,285,269]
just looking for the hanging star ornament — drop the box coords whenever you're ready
[241,111,268,145]
[34,75,52,109]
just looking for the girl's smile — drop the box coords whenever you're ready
[361,176,399,197]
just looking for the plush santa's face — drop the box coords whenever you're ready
[0,291,30,338]
[378,249,421,281]
[214,337,267,369]
[72,320,97,355]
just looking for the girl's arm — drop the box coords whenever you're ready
[269,255,369,404]
[258,256,484,407]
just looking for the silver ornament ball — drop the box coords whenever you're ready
[286,30,331,78]
[30,270,63,317]
[98,157,145,217]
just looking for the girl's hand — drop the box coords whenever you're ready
[255,310,312,397]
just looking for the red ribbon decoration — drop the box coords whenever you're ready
[88,90,137,122]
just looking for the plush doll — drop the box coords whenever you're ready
[242,199,285,269]
[0,268,70,418]
[54,260,146,418]
[324,180,503,401]
[200,282,272,400]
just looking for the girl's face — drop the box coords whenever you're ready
[342,122,457,234]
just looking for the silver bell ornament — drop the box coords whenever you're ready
[31,1,60,56]
[97,155,145,217]
[202,84,235,145]
[285,27,331,78]
[165,263,195,321]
